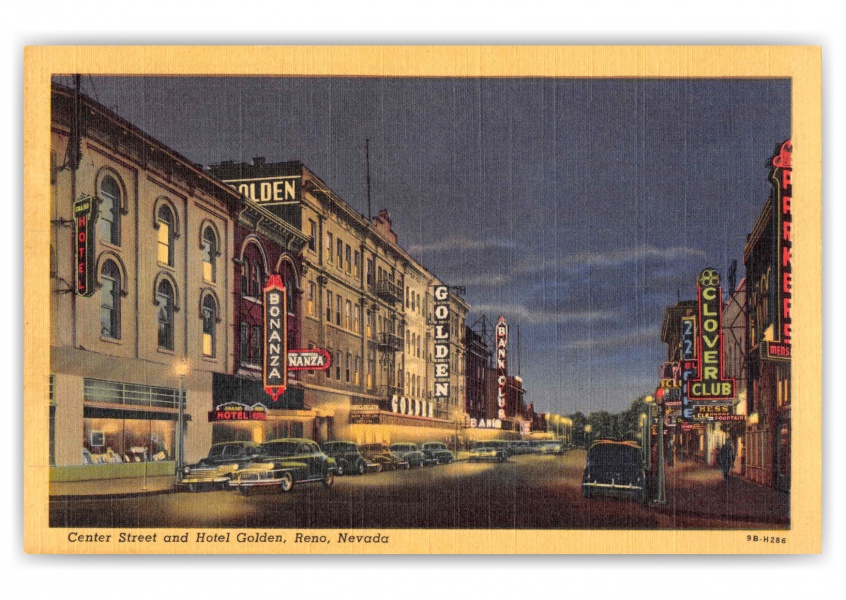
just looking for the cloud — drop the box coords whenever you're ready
[470,303,618,325]
[562,327,659,351]
[407,237,517,254]
[517,245,708,275]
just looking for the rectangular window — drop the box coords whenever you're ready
[345,244,352,274]
[366,311,372,338]
[367,358,374,388]
[83,417,175,465]
[353,251,360,277]
[157,221,170,265]
[353,304,361,333]
[308,219,317,252]
[406,287,410,308]
[346,352,351,383]
[367,258,374,285]
[326,232,333,264]
[240,322,250,364]
[335,350,342,380]
[336,239,343,270]
[307,281,316,316]
[251,325,262,364]
[354,356,361,386]
[345,300,351,329]
[336,295,342,326]
[326,290,332,321]
[325,349,333,380]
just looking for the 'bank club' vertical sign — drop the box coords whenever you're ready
[688,268,735,400]
[433,285,451,401]
[767,139,793,360]
[680,315,698,419]
[73,194,98,297]
[496,316,508,420]
[263,274,287,401]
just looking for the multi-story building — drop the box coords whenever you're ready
[49,83,241,483]
[744,139,792,491]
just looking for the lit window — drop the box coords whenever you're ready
[307,281,315,316]
[202,226,217,283]
[157,205,175,266]
[336,239,343,270]
[345,300,351,329]
[100,260,121,339]
[345,244,351,274]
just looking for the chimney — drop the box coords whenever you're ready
[372,209,398,244]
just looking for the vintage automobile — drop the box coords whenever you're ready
[581,440,648,504]
[321,441,380,476]
[468,440,509,463]
[178,441,261,492]
[229,438,337,495]
[389,443,436,468]
[421,442,455,464]
[537,440,565,455]
[507,440,532,455]
[359,443,410,471]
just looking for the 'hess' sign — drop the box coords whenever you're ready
[688,269,735,400]
[263,275,287,401]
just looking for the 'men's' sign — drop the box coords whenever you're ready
[263,275,287,401]
[688,268,735,400]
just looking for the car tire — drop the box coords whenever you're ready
[239,485,252,497]
[279,472,295,493]
[336,462,345,477]
[187,483,198,493]
[322,470,334,488]
[357,460,366,476]
[582,486,592,499]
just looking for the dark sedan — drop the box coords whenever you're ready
[179,441,261,492]
[359,443,409,471]
[581,441,647,504]
[229,438,337,495]
[390,443,436,468]
[321,441,380,476]
[421,442,455,464]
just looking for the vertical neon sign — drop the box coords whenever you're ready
[263,274,287,401]
[496,316,508,420]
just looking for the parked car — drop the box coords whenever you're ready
[229,438,337,495]
[581,440,647,504]
[537,440,565,455]
[179,441,261,492]
[389,443,436,467]
[421,442,455,464]
[508,441,532,455]
[321,441,380,476]
[359,443,409,471]
[468,440,508,463]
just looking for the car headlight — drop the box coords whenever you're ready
[183,467,191,474]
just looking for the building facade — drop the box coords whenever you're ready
[50,83,240,481]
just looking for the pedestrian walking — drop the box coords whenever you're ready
[719,439,735,480]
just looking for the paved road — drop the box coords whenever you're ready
[49,451,786,530]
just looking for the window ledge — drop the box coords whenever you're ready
[99,335,123,345]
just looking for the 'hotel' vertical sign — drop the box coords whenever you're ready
[264,274,287,401]
[73,194,97,297]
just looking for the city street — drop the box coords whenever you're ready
[50,451,788,530]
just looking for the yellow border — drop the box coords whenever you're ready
[23,46,822,554]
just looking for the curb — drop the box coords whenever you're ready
[50,488,178,501]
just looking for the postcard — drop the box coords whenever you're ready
[23,46,822,554]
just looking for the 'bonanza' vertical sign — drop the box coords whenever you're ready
[767,139,792,359]
[433,285,450,400]
[496,316,508,420]
[688,268,735,400]
[73,194,97,297]
[264,274,287,401]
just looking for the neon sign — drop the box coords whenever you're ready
[688,269,735,400]
[680,316,697,418]
[208,402,268,422]
[287,349,331,371]
[263,274,287,401]
[496,316,508,420]
[766,139,792,360]
[73,194,97,297]
[433,285,450,400]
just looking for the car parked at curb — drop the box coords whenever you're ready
[229,438,337,495]
[359,443,410,471]
[421,442,455,464]
[321,441,380,476]
[389,443,436,467]
[581,440,647,504]
[179,441,261,492]
[537,440,565,455]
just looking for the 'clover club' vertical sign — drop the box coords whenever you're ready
[263,274,287,401]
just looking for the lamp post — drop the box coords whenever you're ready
[175,360,189,484]
[584,424,592,449]
[643,394,666,504]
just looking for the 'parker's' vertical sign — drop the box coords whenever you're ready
[496,316,508,420]
[263,274,287,401]
[73,194,97,297]
[767,139,792,359]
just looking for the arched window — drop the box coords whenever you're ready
[99,175,121,245]
[157,205,175,266]
[240,259,250,296]
[156,279,175,350]
[100,260,121,339]
[251,263,262,297]
[202,226,217,283]
[202,294,217,357]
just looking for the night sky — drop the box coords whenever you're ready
[72,75,791,415]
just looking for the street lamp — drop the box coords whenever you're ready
[644,394,666,504]
[175,360,189,484]
[584,424,592,449]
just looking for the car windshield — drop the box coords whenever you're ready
[259,441,300,457]
[587,444,641,465]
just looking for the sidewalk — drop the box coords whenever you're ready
[659,460,789,524]
[50,475,177,500]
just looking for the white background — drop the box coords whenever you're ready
[4,1,841,597]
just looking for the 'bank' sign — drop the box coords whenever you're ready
[263,275,287,401]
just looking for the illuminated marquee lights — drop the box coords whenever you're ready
[263,274,287,401]
[767,139,793,360]
[73,194,98,297]
[433,285,451,401]
[208,402,268,422]
[688,268,735,400]
[391,395,434,418]
[496,316,508,420]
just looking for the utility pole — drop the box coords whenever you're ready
[365,139,372,221]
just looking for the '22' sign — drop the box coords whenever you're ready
[681,316,697,419]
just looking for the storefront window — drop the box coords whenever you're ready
[82,417,174,465]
